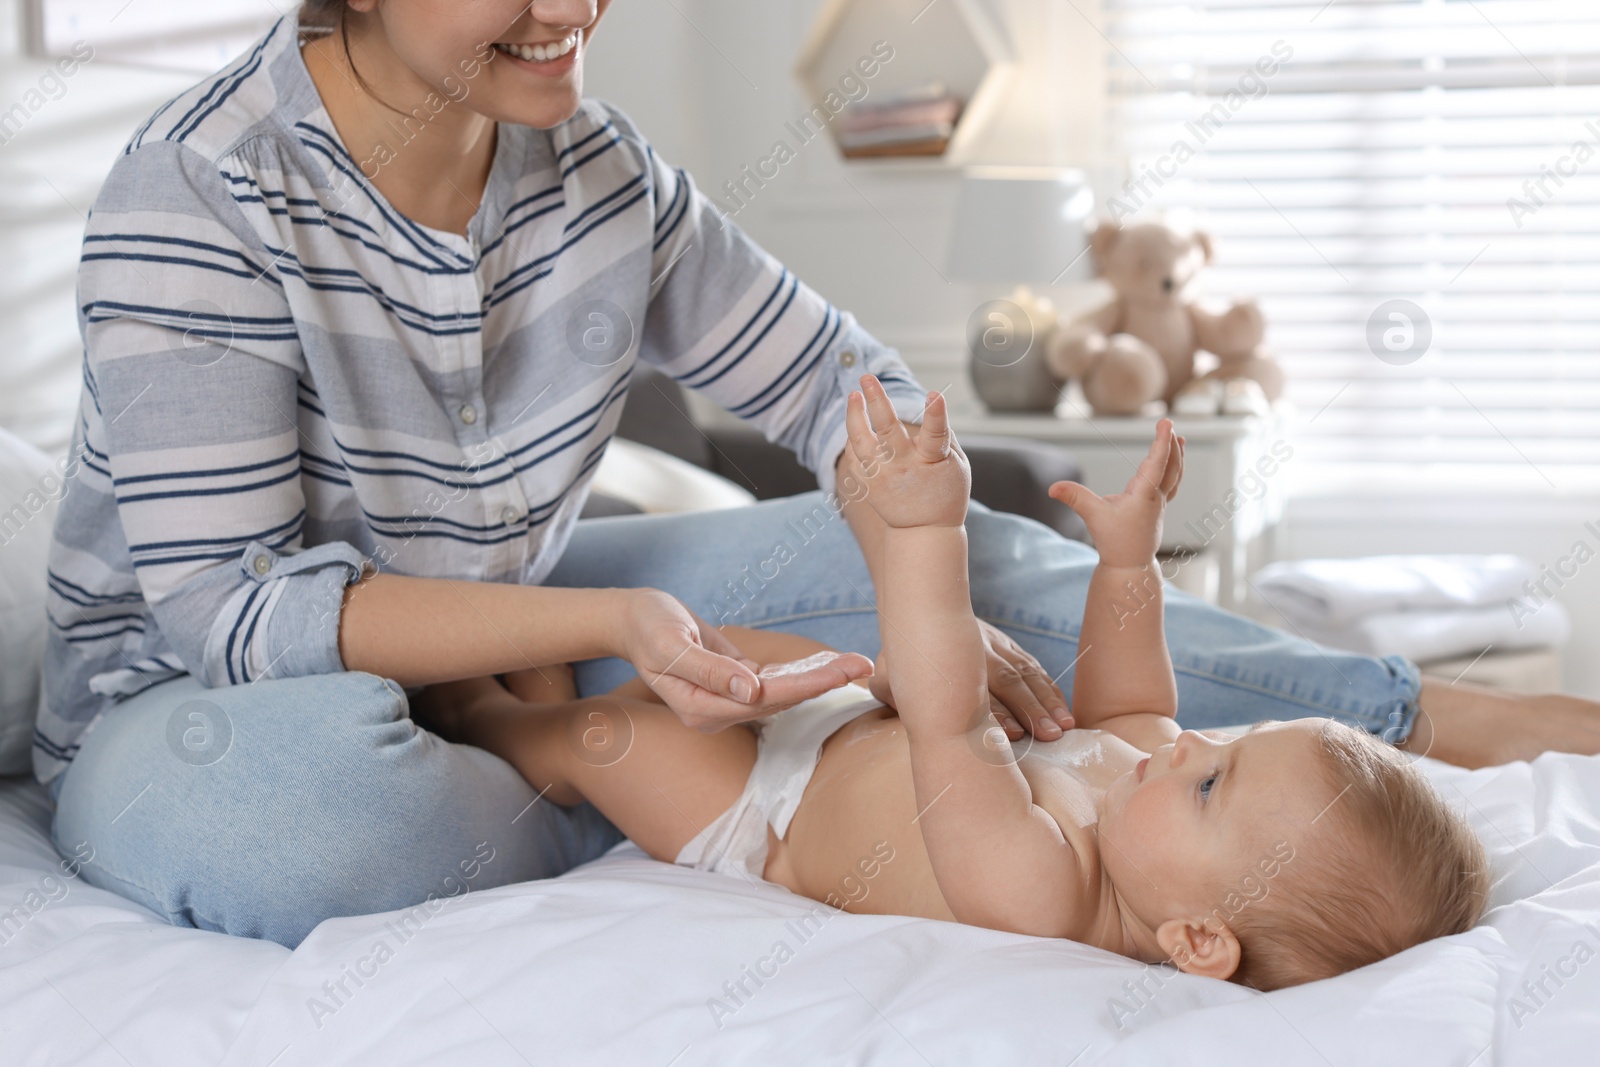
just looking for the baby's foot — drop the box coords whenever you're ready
[501,663,578,704]
[410,675,507,742]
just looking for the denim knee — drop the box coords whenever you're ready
[52,671,618,947]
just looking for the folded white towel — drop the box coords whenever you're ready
[1252,555,1538,629]
[1293,600,1570,663]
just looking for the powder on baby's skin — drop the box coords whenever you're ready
[1018,729,1108,770]
[842,720,897,747]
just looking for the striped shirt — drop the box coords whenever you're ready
[36,16,925,784]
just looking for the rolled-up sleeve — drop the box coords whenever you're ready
[78,140,365,687]
[607,104,928,494]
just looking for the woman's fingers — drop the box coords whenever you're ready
[658,640,762,706]
[694,613,747,661]
[984,631,1072,739]
[652,650,873,732]
[867,660,897,710]
[695,616,763,678]
[753,651,874,711]
[648,676,762,732]
[993,699,1024,741]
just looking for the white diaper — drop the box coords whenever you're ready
[673,683,884,880]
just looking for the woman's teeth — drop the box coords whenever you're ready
[494,33,578,63]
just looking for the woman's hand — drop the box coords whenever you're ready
[1048,418,1184,568]
[612,588,873,731]
[869,620,1073,740]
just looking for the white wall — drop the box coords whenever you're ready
[0,0,194,454]
[595,0,1109,421]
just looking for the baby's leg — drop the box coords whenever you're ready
[439,679,760,865]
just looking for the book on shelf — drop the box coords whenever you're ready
[836,81,964,159]
[838,122,955,153]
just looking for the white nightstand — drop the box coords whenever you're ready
[955,407,1292,610]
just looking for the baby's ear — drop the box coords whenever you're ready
[1156,917,1241,980]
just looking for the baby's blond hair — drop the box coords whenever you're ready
[1226,721,1490,991]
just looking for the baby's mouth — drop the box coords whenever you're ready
[492,30,580,64]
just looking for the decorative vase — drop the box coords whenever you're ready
[967,285,1061,413]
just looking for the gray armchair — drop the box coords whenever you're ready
[584,366,1088,543]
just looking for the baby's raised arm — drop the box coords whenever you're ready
[846,376,1088,940]
[1047,421,1186,754]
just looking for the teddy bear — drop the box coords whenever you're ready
[1044,219,1284,417]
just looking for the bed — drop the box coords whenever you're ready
[3,745,1599,1066]
[2,425,1599,1064]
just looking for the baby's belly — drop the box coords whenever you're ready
[777,708,956,921]
[775,711,1131,921]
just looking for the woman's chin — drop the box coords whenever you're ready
[483,90,585,131]
[476,52,588,129]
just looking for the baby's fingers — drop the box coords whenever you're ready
[1130,419,1174,498]
[915,390,951,461]
[1049,480,1103,522]
[845,391,882,467]
[859,374,906,440]
[1161,433,1186,501]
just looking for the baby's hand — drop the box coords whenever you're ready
[845,374,970,529]
[1048,418,1184,568]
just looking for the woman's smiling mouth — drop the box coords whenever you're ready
[493,31,580,64]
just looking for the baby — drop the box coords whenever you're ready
[419,375,1489,991]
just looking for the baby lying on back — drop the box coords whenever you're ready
[419,375,1489,991]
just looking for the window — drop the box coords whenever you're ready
[1103,0,1600,493]
[26,0,279,74]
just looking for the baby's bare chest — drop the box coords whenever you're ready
[780,712,1140,919]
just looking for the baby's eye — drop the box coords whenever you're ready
[1199,773,1218,802]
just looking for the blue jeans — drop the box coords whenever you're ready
[49,493,1418,947]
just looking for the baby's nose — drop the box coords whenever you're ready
[1170,729,1209,765]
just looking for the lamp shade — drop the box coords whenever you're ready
[945,167,1095,284]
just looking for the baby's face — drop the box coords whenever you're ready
[1097,719,1337,928]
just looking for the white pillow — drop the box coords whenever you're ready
[0,430,63,775]
[591,437,757,514]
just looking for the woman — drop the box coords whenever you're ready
[41,0,1599,948]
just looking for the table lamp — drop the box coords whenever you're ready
[945,167,1095,412]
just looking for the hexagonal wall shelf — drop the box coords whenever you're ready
[794,0,1013,163]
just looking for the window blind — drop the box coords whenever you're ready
[1102,0,1600,491]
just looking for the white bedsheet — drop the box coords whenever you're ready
[2,751,1599,1066]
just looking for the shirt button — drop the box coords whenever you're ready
[838,349,857,367]
[501,505,521,526]
[252,554,272,576]
[459,403,479,425]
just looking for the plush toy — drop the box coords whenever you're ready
[1044,219,1284,417]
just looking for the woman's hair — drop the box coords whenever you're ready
[1226,720,1491,991]
[295,2,410,118]
[299,1,343,31]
